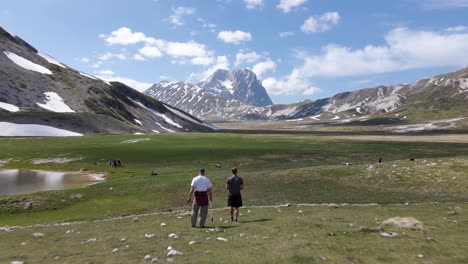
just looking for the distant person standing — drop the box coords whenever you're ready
[226,167,244,222]
[378,156,383,163]
[187,168,213,228]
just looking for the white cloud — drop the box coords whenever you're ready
[80,57,89,63]
[293,27,468,78]
[96,75,153,92]
[446,25,467,32]
[217,30,252,44]
[263,69,320,96]
[92,61,103,68]
[423,0,468,8]
[98,52,126,61]
[139,46,163,58]
[201,56,230,80]
[100,27,148,45]
[277,0,307,13]
[167,6,196,27]
[97,69,114,75]
[165,41,211,57]
[301,12,340,33]
[244,0,264,9]
[191,56,215,65]
[279,31,294,37]
[132,54,146,61]
[235,51,262,66]
[252,59,277,79]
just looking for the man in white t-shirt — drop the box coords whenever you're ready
[187,168,213,228]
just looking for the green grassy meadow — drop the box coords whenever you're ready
[0,133,467,263]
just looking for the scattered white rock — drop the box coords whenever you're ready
[240,233,245,237]
[144,254,152,260]
[144,233,155,239]
[167,246,173,251]
[120,238,126,242]
[112,248,119,253]
[32,232,44,238]
[216,237,228,242]
[20,242,27,246]
[298,210,303,213]
[10,261,24,264]
[168,233,179,239]
[160,223,167,227]
[382,217,423,230]
[167,249,183,256]
[132,217,140,223]
[189,241,197,245]
[66,230,74,234]
[81,238,97,244]
[151,258,159,263]
[417,254,424,259]
[380,232,398,238]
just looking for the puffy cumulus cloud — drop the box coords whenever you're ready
[243,0,264,9]
[191,56,215,65]
[301,12,340,33]
[139,46,163,58]
[235,51,262,66]
[277,0,307,13]
[252,59,277,79]
[165,41,211,57]
[132,54,146,61]
[167,6,196,27]
[96,75,153,92]
[279,31,294,37]
[217,30,252,44]
[295,27,468,78]
[100,27,148,45]
[100,27,215,65]
[201,56,230,80]
[263,69,320,96]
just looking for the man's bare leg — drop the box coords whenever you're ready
[235,207,239,221]
[230,207,234,221]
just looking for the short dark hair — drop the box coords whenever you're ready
[232,167,238,174]
[198,168,205,173]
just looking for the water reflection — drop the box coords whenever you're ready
[0,169,104,195]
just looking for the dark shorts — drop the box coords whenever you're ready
[228,194,242,208]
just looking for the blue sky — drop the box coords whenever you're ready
[1,0,468,104]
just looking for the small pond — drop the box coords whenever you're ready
[0,169,105,195]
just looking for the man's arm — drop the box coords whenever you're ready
[187,186,195,203]
[240,184,244,190]
[207,187,213,202]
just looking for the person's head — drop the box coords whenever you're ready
[232,167,238,175]
[198,168,205,176]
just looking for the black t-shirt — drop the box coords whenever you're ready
[227,175,243,195]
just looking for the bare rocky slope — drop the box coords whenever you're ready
[0,27,216,135]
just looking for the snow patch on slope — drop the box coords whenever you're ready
[37,92,75,113]
[80,72,98,80]
[0,122,82,137]
[37,51,67,68]
[165,105,219,130]
[0,102,20,112]
[127,97,183,129]
[4,51,52,75]
[220,79,234,94]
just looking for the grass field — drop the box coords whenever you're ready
[0,132,467,263]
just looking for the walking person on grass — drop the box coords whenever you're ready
[187,168,213,228]
[226,167,244,222]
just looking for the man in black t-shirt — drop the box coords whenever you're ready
[226,167,244,222]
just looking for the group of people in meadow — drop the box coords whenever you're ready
[187,167,244,228]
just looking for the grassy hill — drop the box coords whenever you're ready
[0,133,467,263]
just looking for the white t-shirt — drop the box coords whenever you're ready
[191,175,212,191]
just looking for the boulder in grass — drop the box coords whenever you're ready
[382,217,423,230]
[167,249,183,256]
[32,232,44,238]
[380,232,398,238]
[216,237,228,242]
[112,248,119,253]
[168,233,179,239]
[10,261,24,264]
[189,241,197,245]
[144,254,152,260]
